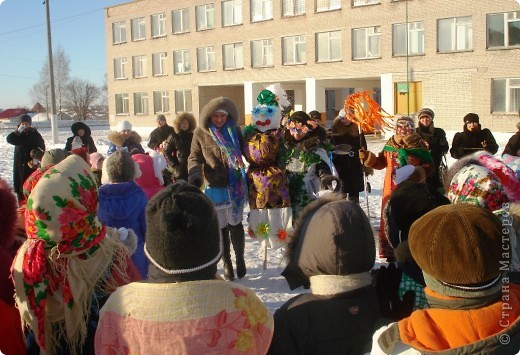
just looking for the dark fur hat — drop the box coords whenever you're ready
[144,182,221,277]
[463,112,480,123]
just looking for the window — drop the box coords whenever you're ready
[316,31,341,62]
[223,42,244,70]
[131,17,146,41]
[282,0,305,17]
[438,17,472,52]
[115,93,129,114]
[172,8,190,34]
[196,4,215,31]
[153,91,170,113]
[282,35,306,64]
[132,55,147,78]
[222,0,243,26]
[133,92,149,114]
[316,0,340,12]
[174,49,191,74]
[488,11,520,49]
[114,58,127,79]
[151,13,166,38]
[175,90,193,112]
[352,26,381,59]
[251,0,273,22]
[492,78,520,113]
[112,21,126,44]
[393,21,424,56]
[152,52,167,76]
[352,0,380,6]
[197,46,216,72]
[251,39,273,67]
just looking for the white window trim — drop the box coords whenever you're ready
[151,13,166,38]
[352,0,380,7]
[487,12,520,49]
[251,39,274,67]
[134,92,149,115]
[175,90,192,112]
[197,46,216,72]
[133,55,147,78]
[251,0,273,22]
[283,35,306,65]
[196,4,215,31]
[282,0,305,17]
[114,57,127,80]
[174,49,191,74]
[438,17,472,52]
[112,21,126,44]
[316,31,341,62]
[222,0,243,26]
[152,52,167,76]
[172,8,190,34]
[154,90,170,114]
[352,26,381,60]
[131,17,146,41]
[392,21,424,56]
[115,93,129,115]
[492,78,520,113]
[316,0,341,13]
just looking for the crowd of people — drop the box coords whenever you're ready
[2,93,520,354]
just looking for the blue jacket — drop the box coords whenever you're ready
[98,181,148,278]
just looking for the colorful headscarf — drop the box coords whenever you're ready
[209,120,248,221]
[12,155,129,354]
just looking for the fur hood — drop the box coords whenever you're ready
[331,117,360,137]
[108,130,142,147]
[199,97,239,132]
[173,112,197,134]
[70,121,92,137]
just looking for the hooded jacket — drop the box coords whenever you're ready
[107,130,145,156]
[188,97,243,188]
[165,112,197,181]
[65,121,97,153]
[270,195,380,354]
[450,124,498,159]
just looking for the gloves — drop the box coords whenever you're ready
[359,148,374,165]
[373,263,415,321]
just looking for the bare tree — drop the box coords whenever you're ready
[63,78,100,120]
[30,46,70,116]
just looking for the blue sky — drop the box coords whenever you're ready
[0,0,124,109]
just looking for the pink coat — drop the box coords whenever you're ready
[131,154,164,199]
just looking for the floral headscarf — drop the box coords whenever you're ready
[12,155,129,354]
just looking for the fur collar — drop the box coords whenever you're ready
[108,130,142,147]
[173,112,197,134]
[331,118,359,137]
[310,273,372,296]
[199,97,239,132]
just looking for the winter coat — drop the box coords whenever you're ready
[330,118,367,194]
[131,153,164,199]
[188,97,244,188]
[107,130,145,156]
[64,121,97,153]
[165,113,197,181]
[6,127,45,199]
[147,124,175,150]
[371,285,520,354]
[364,133,433,259]
[95,280,274,354]
[98,182,148,278]
[416,123,448,188]
[450,124,498,159]
[503,123,520,156]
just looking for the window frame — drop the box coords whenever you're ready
[173,49,192,74]
[492,78,520,113]
[315,0,341,13]
[131,17,146,41]
[151,13,167,38]
[223,42,244,70]
[196,3,215,31]
[133,92,149,115]
[175,90,193,112]
[352,0,380,7]
[251,38,274,67]
[352,26,381,60]
[222,0,243,27]
[115,93,129,115]
[487,11,520,49]
[282,35,306,65]
[114,57,127,80]
[437,16,473,53]
[132,55,147,78]
[251,0,273,22]
[316,30,342,62]
[152,52,167,76]
[282,0,305,17]
[197,46,216,72]
[392,21,424,56]
[153,90,170,114]
[172,8,190,34]
[112,21,127,44]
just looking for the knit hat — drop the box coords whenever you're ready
[156,114,166,122]
[116,120,132,132]
[13,155,129,353]
[102,150,141,183]
[395,115,415,129]
[19,114,32,125]
[144,182,221,277]
[417,108,434,120]
[89,152,105,171]
[282,194,375,290]
[463,113,480,123]
[41,149,69,168]
[409,204,504,298]
[447,164,509,212]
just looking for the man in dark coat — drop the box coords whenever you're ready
[450,113,498,159]
[164,112,196,182]
[415,108,449,188]
[147,114,175,150]
[6,114,45,200]
[503,121,520,156]
[64,121,97,153]
[270,195,380,354]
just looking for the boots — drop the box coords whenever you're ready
[229,223,246,279]
[221,227,235,281]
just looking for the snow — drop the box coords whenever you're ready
[0,124,514,313]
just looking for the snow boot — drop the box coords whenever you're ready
[221,227,235,281]
[229,223,246,279]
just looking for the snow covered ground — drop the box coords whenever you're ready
[0,123,514,312]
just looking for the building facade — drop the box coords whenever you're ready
[105,0,520,131]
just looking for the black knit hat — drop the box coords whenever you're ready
[464,113,480,123]
[144,182,221,276]
[19,114,32,125]
[418,108,434,120]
